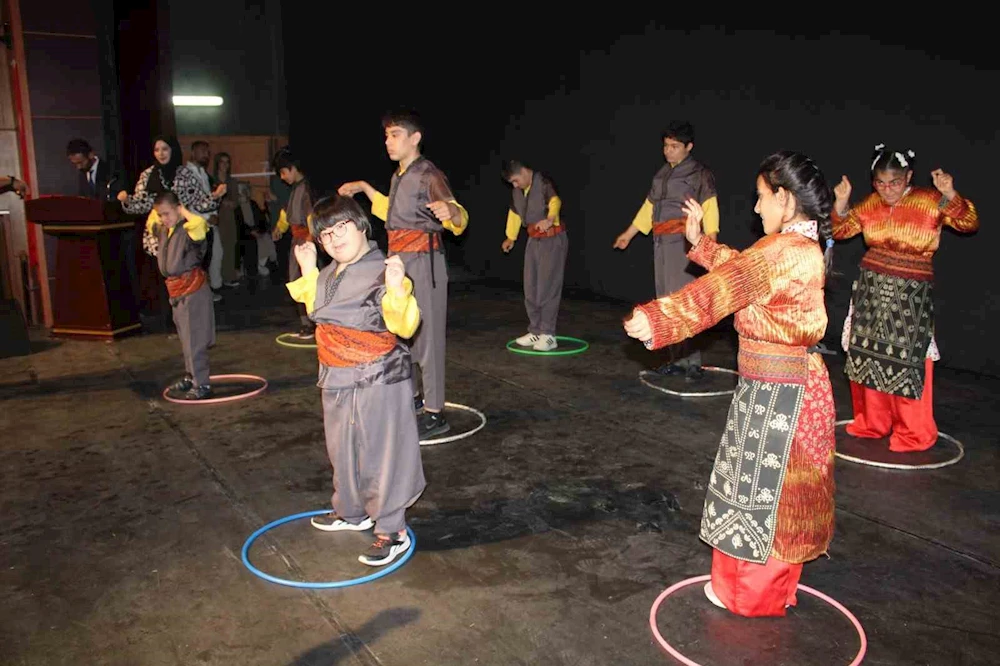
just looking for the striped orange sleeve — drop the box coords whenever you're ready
[939,194,979,233]
[636,246,772,350]
[688,236,741,271]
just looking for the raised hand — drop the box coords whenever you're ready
[931,169,956,199]
[293,240,318,273]
[682,198,704,246]
[833,175,852,206]
[338,181,364,197]
[385,254,405,292]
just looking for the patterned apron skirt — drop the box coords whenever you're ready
[845,264,934,399]
[700,340,808,565]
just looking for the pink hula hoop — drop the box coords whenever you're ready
[648,574,868,665]
[162,374,268,404]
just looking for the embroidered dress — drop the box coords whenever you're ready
[636,220,835,616]
[832,186,978,450]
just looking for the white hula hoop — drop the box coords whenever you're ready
[639,366,739,398]
[420,402,487,446]
[834,419,965,470]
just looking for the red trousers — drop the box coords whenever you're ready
[710,549,802,617]
[847,358,937,452]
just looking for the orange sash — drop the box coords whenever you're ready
[316,323,397,367]
[291,224,312,242]
[527,221,565,238]
[860,247,933,281]
[387,229,441,253]
[652,218,686,235]
[165,267,207,298]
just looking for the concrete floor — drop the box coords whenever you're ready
[1,271,998,665]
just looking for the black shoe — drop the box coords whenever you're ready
[170,375,194,393]
[685,365,705,381]
[413,395,424,414]
[417,410,450,439]
[654,363,686,376]
[185,384,213,400]
[358,531,411,566]
[296,326,315,340]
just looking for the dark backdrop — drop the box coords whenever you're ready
[282,15,998,377]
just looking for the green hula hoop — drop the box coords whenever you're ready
[506,336,589,356]
[275,333,317,349]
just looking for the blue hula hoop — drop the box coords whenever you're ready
[241,508,416,588]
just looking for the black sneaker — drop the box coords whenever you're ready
[170,375,194,393]
[685,365,705,381]
[654,363,685,376]
[310,513,374,532]
[413,395,424,414]
[185,384,213,400]
[417,410,450,438]
[358,531,411,566]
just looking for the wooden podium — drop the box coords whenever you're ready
[25,196,142,340]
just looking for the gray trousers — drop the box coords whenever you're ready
[322,380,426,534]
[171,282,215,386]
[524,233,568,335]
[397,250,448,412]
[653,233,702,367]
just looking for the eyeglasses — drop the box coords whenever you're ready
[874,177,905,190]
[319,221,352,242]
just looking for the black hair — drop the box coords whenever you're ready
[501,159,528,180]
[190,140,209,151]
[153,190,180,207]
[271,146,301,172]
[147,135,183,193]
[66,138,92,156]
[870,144,915,175]
[212,152,231,181]
[662,120,694,146]
[757,151,834,271]
[381,107,424,146]
[311,195,372,238]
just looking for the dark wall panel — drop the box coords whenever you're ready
[282,16,999,376]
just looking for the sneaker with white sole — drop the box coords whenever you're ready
[515,332,540,346]
[310,513,374,532]
[532,334,557,351]
[358,530,411,566]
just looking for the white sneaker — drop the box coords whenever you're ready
[532,335,557,351]
[704,582,726,609]
[515,332,540,346]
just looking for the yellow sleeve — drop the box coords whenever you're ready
[306,213,314,236]
[441,200,469,236]
[286,267,320,314]
[182,213,208,242]
[145,209,161,234]
[370,191,389,221]
[275,208,289,234]
[632,198,654,235]
[506,209,522,241]
[381,276,420,338]
[701,196,719,236]
[548,196,562,226]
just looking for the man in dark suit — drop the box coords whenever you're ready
[66,138,123,200]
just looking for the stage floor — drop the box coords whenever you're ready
[1,275,997,665]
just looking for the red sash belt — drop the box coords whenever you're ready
[387,229,440,253]
[860,247,933,281]
[652,218,686,235]
[316,323,397,368]
[527,221,566,238]
[291,224,312,242]
[165,267,207,298]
